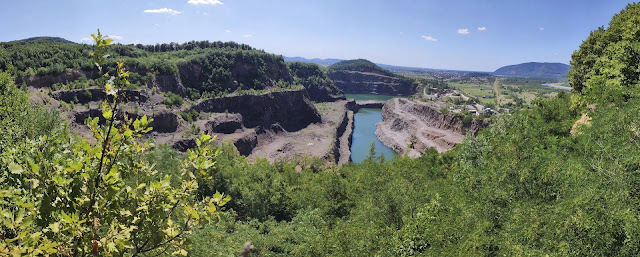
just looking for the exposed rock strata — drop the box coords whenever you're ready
[51,88,148,104]
[74,109,178,133]
[16,69,97,88]
[148,74,187,96]
[334,110,354,165]
[173,138,196,152]
[328,71,417,96]
[205,114,243,134]
[347,100,385,112]
[189,89,321,132]
[376,98,488,156]
[233,131,258,156]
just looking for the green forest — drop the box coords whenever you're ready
[2,3,640,256]
[327,59,396,77]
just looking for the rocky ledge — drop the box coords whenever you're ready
[328,71,417,96]
[376,98,488,157]
[189,89,321,132]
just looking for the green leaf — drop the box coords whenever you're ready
[49,222,60,233]
[102,109,113,120]
[8,163,23,174]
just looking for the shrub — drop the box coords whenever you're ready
[162,92,184,107]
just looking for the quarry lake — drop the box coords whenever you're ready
[348,94,400,163]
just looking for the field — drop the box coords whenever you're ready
[449,78,568,107]
[448,82,496,105]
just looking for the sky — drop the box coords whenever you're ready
[0,0,634,71]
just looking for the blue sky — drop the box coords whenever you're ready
[0,0,634,71]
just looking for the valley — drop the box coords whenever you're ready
[2,1,638,256]
[1,38,571,164]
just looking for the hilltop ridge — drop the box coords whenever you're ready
[494,62,570,78]
[326,59,418,96]
[12,36,76,44]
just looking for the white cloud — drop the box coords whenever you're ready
[188,0,223,5]
[554,53,559,55]
[203,12,208,15]
[421,35,437,42]
[477,26,486,31]
[457,28,470,35]
[80,37,92,43]
[109,35,123,41]
[242,34,253,38]
[539,27,545,31]
[144,8,181,15]
[225,29,231,33]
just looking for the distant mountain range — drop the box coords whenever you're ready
[284,56,482,74]
[493,62,570,79]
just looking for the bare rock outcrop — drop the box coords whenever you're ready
[205,114,243,134]
[376,98,488,156]
[234,131,258,156]
[51,88,148,104]
[189,89,321,132]
[173,138,197,152]
[148,74,187,96]
[73,109,178,133]
[150,111,179,133]
[328,71,417,96]
[16,69,97,88]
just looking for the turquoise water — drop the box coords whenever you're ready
[351,108,398,163]
[345,94,400,102]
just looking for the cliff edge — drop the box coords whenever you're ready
[376,98,488,156]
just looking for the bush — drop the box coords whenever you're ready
[162,92,184,107]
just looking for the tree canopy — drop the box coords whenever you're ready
[568,3,640,106]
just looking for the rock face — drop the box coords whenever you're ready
[173,138,196,152]
[150,111,179,133]
[347,100,386,112]
[51,89,148,104]
[74,109,178,133]
[382,99,488,136]
[189,89,321,132]
[16,69,97,88]
[305,86,346,102]
[234,131,258,156]
[376,98,489,156]
[148,74,187,96]
[332,109,354,164]
[328,71,418,96]
[205,114,243,134]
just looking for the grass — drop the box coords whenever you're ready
[448,82,496,105]
[450,80,568,107]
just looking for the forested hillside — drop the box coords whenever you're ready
[287,61,345,102]
[0,39,342,100]
[327,59,396,76]
[327,59,418,95]
[1,2,640,256]
[493,62,570,78]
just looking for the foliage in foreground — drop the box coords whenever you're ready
[0,31,229,256]
[2,2,640,256]
[568,2,640,107]
[182,91,640,256]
